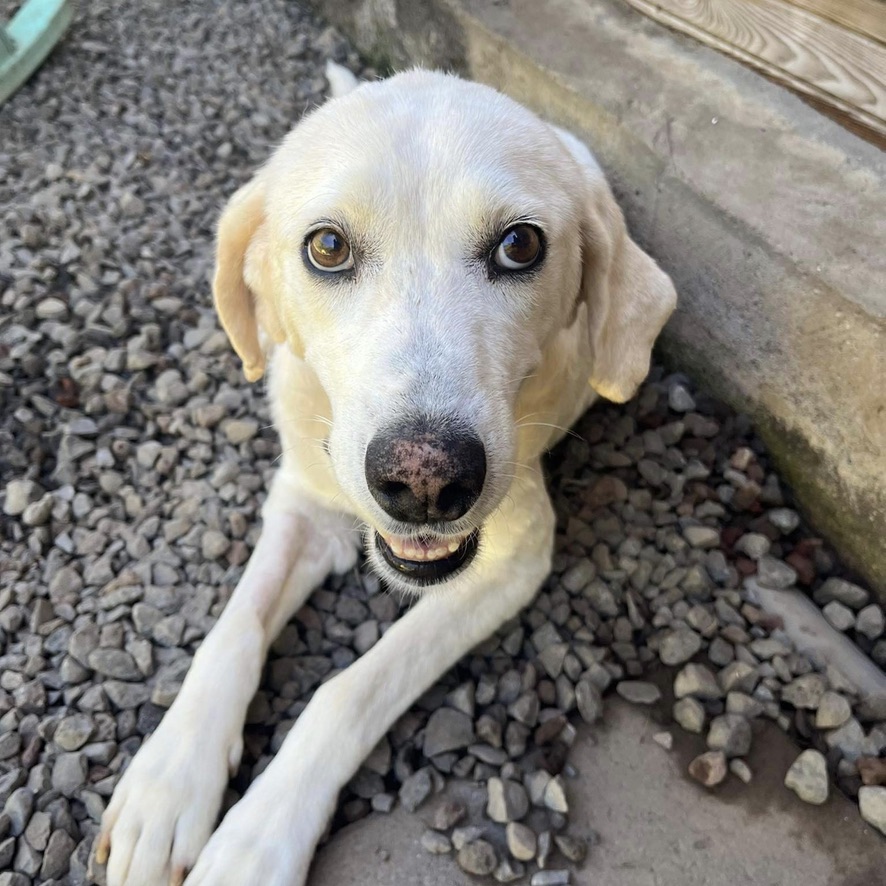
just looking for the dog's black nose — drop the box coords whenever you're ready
[365,419,486,523]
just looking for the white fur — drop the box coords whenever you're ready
[99,69,675,885]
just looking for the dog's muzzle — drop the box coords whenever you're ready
[374,529,479,584]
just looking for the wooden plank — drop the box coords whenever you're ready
[781,0,886,47]
[623,0,886,138]
[799,88,886,149]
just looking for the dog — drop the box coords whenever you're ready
[96,63,676,885]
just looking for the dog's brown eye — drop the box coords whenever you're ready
[307,227,353,272]
[494,225,542,271]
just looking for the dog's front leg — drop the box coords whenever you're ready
[185,467,555,886]
[97,476,359,886]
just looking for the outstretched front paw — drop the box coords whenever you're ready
[184,772,324,886]
[97,713,242,886]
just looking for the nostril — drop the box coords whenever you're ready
[380,480,409,498]
[437,482,471,516]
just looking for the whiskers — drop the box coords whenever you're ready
[514,414,584,443]
[506,370,539,396]
[271,436,330,467]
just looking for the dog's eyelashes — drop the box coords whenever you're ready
[493,224,543,271]
[306,227,354,272]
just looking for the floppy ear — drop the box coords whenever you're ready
[212,176,286,382]
[556,128,677,403]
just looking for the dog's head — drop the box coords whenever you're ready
[213,71,675,592]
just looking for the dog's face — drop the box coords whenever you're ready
[213,72,675,593]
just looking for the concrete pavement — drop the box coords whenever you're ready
[309,700,884,885]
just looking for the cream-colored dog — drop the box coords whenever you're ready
[97,63,676,885]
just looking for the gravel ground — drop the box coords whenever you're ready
[1,2,885,884]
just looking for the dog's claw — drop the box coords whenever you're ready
[95,830,111,865]
[170,864,187,886]
[228,736,243,779]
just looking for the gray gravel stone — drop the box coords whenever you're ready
[537,831,553,867]
[23,810,50,851]
[152,615,186,648]
[683,526,720,549]
[855,604,885,640]
[756,556,797,589]
[505,821,537,861]
[430,799,466,831]
[487,778,529,823]
[668,383,695,412]
[707,714,752,757]
[822,601,855,632]
[201,530,230,560]
[688,750,728,787]
[726,692,764,719]
[815,692,852,729]
[531,872,571,886]
[538,643,569,679]
[4,788,33,836]
[858,787,886,836]
[730,759,753,783]
[766,508,799,533]
[223,418,259,444]
[21,495,53,527]
[51,754,87,797]
[3,480,42,516]
[371,793,395,813]
[575,679,603,723]
[734,532,771,560]
[782,674,827,710]
[398,769,432,812]
[543,775,569,813]
[813,577,869,610]
[423,709,475,758]
[719,661,758,694]
[674,697,707,733]
[674,664,722,699]
[652,731,674,750]
[508,693,540,727]
[41,829,76,879]
[13,839,41,877]
[421,830,452,854]
[68,625,99,668]
[495,859,526,883]
[104,681,151,709]
[452,826,485,851]
[457,840,497,876]
[615,681,661,705]
[525,770,552,806]
[659,628,703,665]
[88,648,141,681]
[561,560,595,593]
[0,839,14,871]
[784,750,829,805]
[554,834,588,863]
[825,718,866,761]
[0,733,21,761]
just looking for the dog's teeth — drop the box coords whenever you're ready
[381,533,467,563]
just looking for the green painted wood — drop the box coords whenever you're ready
[0,0,74,106]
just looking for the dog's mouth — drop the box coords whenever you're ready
[374,529,480,584]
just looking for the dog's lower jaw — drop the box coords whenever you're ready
[369,529,481,590]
